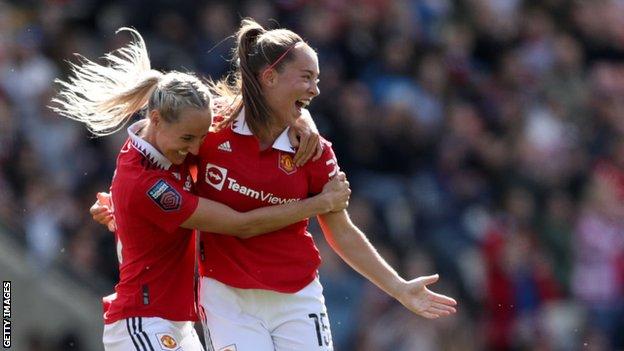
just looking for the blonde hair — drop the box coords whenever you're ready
[210,18,306,140]
[52,27,211,136]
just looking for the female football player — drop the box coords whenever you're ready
[192,19,458,351]
[53,28,350,351]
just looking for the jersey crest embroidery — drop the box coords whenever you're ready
[278,152,297,175]
[147,179,181,211]
[156,333,178,350]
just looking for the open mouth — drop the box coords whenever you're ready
[295,99,310,111]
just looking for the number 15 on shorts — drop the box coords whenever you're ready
[308,313,331,347]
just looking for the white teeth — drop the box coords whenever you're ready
[178,151,188,156]
[297,100,310,108]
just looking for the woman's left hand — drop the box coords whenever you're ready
[395,274,457,319]
[288,109,323,167]
[90,192,116,232]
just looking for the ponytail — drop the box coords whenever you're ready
[237,19,273,140]
[210,18,304,141]
[51,28,161,136]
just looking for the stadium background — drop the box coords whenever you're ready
[1,0,624,350]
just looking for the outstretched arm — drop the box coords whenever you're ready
[317,210,457,319]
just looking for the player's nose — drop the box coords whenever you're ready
[189,140,201,155]
[309,82,319,97]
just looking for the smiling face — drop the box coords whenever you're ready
[263,43,320,123]
[150,107,212,165]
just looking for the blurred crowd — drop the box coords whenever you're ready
[1,0,624,350]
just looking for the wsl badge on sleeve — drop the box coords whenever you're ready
[147,179,181,211]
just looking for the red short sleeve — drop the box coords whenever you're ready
[133,175,199,233]
[307,139,340,195]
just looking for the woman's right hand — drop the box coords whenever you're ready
[321,172,351,212]
[90,192,116,232]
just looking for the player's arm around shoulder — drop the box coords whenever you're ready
[89,172,350,238]
[181,173,350,238]
[290,108,322,166]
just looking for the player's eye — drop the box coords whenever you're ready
[181,136,193,142]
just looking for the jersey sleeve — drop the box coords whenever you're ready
[307,138,340,195]
[133,174,199,234]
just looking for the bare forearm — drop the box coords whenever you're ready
[319,212,458,320]
[237,197,329,237]
[183,195,329,236]
[318,211,405,298]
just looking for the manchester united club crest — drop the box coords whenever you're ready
[278,153,297,175]
[156,333,178,349]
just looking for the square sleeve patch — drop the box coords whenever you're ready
[147,179,182,211]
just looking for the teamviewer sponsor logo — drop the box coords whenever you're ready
[226,178,300,204]
[3,281,10,348]
[204,163,300,204]
[205,163,228,191]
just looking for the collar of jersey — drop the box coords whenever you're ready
[231,109,296,154]
[127,120,172,170]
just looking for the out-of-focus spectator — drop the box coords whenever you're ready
[572,157,624,350]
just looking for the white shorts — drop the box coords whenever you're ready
[103,316,204,351]
[199,277,334,351]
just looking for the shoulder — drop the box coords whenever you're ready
[134,172,193,214]
[305,135,338,174]
[113,142,144,182]
[304,135,340,192]
[315,136,337,163]
[319,136,333,150]
[201,122,231,154]
[115,163,164,188]
[115,147,180,192]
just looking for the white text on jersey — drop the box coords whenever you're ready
[226,178,300,204]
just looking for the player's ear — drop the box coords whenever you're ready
[260,68,278,88]
[149,110,161,128]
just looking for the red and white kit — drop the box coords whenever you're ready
[196,111,338,351]
[103,120,203,351]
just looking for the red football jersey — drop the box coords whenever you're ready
[104,120,199,324]
[196,111,339,293]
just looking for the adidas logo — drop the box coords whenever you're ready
[218,141,232,152]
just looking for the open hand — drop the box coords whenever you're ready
[395,274,457,319]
